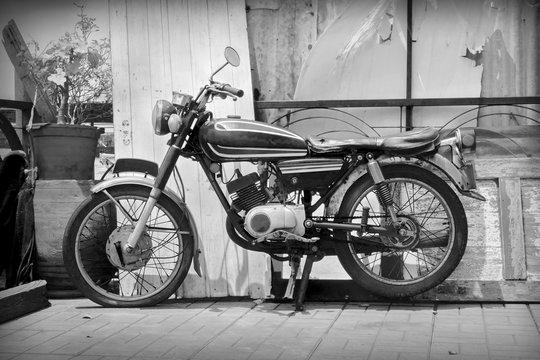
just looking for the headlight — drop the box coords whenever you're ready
[152,100,175,135]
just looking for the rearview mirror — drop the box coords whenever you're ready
[224,47,240,67]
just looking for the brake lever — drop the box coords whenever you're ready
[211,88,238,101]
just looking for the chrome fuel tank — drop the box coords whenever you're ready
[199,119,308,162]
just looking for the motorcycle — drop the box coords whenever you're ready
[63,47,484,310]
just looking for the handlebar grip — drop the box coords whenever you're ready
[222,85,244,98]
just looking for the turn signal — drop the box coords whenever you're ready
[168,113,182,133]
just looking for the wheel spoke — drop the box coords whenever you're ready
[344,173,457,286]
[71,189,192,306]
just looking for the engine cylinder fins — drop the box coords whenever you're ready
[226,172,269,212]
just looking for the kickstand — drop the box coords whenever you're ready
[283,254,301,300]
[295,254,314,312]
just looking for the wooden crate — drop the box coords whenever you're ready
[33,180,95,297]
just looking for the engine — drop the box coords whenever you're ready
[244,204,305,238]
[226,172,269,213]
[226,172,305,239]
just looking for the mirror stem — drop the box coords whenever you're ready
[209,62,228,83]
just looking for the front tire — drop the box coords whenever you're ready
[63,185,194,307]
[334,164,467,298]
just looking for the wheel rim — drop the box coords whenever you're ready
[74,193,187,302]
[346,177,455,285]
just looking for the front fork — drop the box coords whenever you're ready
[124,146,182,253]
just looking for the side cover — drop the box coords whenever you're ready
[199,119,308,162]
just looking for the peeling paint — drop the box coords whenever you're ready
[462,47,484,67]
[337,0,396,61]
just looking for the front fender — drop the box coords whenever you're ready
[92,176,203,277]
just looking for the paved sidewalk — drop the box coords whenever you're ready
[1,299,540,360]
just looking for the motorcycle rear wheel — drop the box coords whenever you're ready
[334,164,467,298]
[63,185,194,307]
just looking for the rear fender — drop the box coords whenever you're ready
[91,176,203,277]
[325,154,483,218]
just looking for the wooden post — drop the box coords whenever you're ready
[0,280,50,323]
[2,20,56,123]
[498,177,527,280]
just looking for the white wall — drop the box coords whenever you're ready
[109,0,270,299]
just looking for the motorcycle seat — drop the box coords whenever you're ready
[307,127,440,155]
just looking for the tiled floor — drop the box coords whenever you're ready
[1,299,540,360]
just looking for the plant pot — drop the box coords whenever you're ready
[30,124,100,180]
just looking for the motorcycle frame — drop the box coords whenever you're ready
[102,71,483,259]
[95,129,479,260]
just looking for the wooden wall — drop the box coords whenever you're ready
[108,0,270,299]
[451,158,540,284]
[246,0,351,123]
[108,0,540,300]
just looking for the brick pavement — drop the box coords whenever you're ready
[1,299,540,360]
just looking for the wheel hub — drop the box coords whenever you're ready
[382,215,420,249]
[106,226,152,271]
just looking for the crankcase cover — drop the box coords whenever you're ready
[199,119,308,162]
[244,204,306,238]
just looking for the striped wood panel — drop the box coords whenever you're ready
[108,0,270,299]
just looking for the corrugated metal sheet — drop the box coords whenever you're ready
[292,0,539,131]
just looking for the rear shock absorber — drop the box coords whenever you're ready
[366,153,398,224]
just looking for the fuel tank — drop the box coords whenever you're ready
[199,118,308,162]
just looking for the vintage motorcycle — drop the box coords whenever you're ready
[63,47,484,310]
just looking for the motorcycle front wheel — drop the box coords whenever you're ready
[63,185,194,307]
[334,164,467,298]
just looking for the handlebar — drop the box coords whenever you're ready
[219,84,244,98]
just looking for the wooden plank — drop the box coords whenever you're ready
[272,278,540,303]
[228,0,271,299]
[1,20,57,122]
[419,280,540,302]
[499,177,527,280]
[107,0,270,299]
[254,96,540,109]
[207,0,242,298]
[109,0,133,158]
[34,180,94,293]
[0,280,50,324]
[182,0,215,298]
[224,0,254,297]
[449,246,503,281]
[165,0,199,299]
[475,157,540,180]
[229,0,257,119]
[147,0,172,163]
[522,179,540,280]
[126,0,154,160]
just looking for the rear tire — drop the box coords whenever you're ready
[63,185,194,307]
[334,164,467,298]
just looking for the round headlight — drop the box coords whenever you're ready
[152,100,175,135]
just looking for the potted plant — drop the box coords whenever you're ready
[8,1,114,297]
[25,1,112,180]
